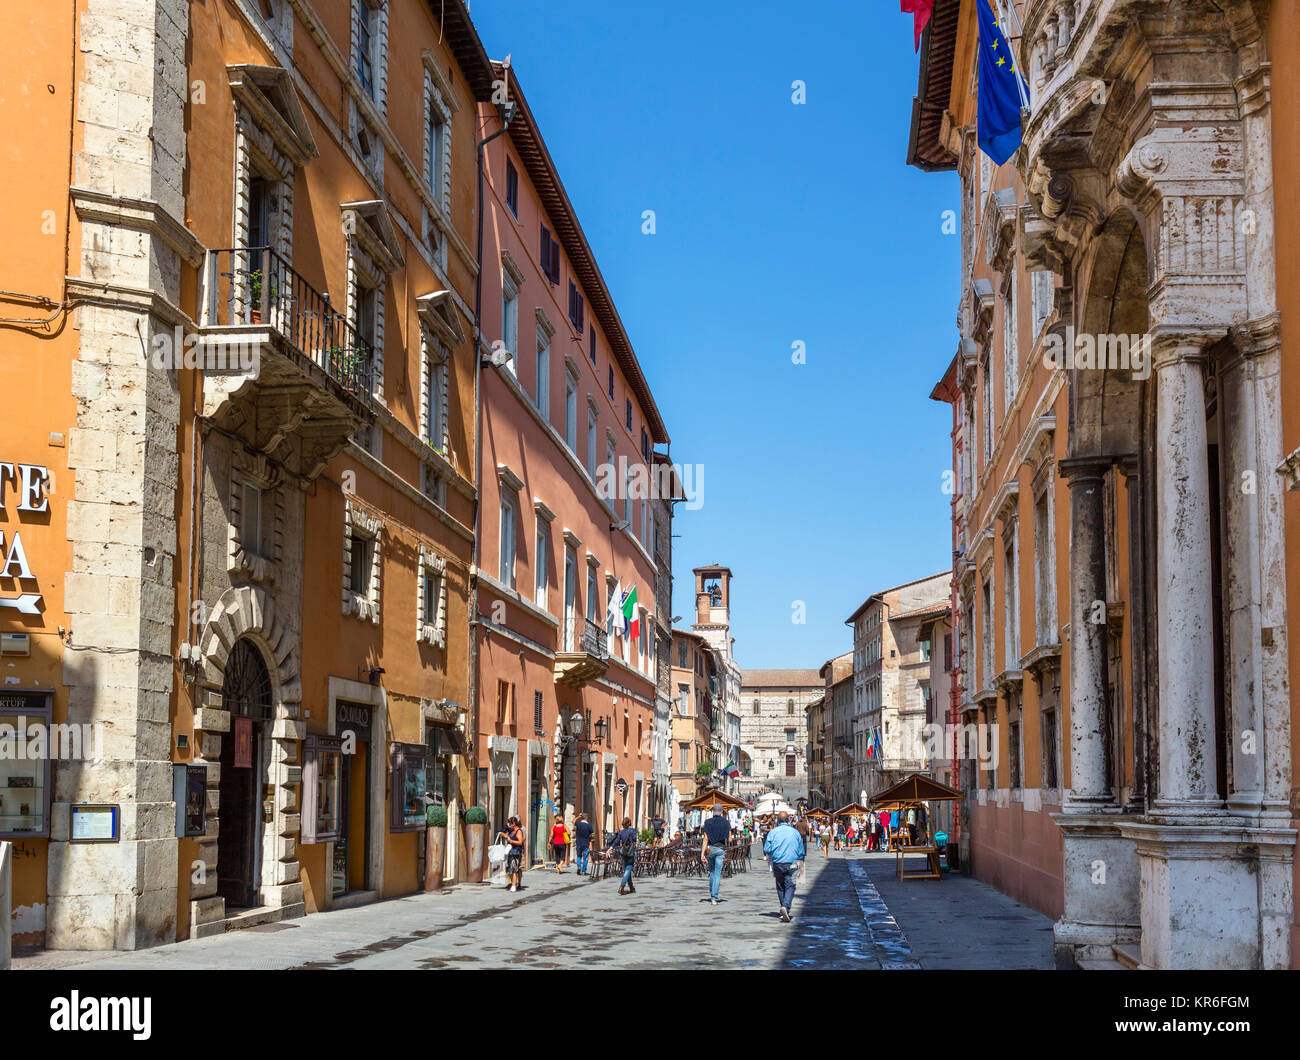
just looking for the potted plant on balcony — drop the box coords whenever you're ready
[246,269,265,323]
[464,805,488,884]
[425,804,448,892]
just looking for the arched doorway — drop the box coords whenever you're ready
[217,637,272,908]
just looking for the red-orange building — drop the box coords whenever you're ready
[470,62,670,860]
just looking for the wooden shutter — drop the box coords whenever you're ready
[540,225,551,277]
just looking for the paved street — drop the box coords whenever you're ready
[19,849,1053,971]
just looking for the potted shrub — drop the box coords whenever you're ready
[425,804,448,892]
[464,806,488,884]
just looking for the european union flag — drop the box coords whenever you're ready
[976,0,1028,165]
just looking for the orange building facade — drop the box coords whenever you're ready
[0,0,502,949]
[469,62,671,862]
[914,0,1300,968]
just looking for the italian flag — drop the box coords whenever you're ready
[622,585,639,639]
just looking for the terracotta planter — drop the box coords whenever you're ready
[424,826,446,892]
[249,309,262,324]
[465,822,486,883]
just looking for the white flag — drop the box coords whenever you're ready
[606,579,622,633]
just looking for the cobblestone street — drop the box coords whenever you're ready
[18,850,1053,971]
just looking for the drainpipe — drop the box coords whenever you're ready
[466,95,516,822]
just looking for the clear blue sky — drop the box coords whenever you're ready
[470,0,961,669]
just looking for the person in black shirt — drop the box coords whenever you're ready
[701,808,731,906]
[573,813,594,875]
[610,817,638,895]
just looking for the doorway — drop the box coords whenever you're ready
[216,638,272,909]
[529,755,549,865]
[333,700,372,898]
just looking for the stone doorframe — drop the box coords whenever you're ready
[325,676,388,905]
[191,584,306,937]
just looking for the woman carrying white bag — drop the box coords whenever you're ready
[494,816,526,893]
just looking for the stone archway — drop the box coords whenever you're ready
[189,585,305,936]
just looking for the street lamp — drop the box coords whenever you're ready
[593,717,607,746]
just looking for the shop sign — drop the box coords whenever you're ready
[0,462,49,615]
[337,702,372,730]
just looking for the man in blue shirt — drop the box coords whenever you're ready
[701,808,731,905]
[762,811,806,923]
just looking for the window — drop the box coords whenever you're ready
[1004,531,1019,667]
[568,280,585,333]
[785,728,797,743]
[534,519,549,610]
[349,532,371,594]
[1042,707,1059,788]
[679,743,690,772]
[355,0,375,98]
[496,679,512,725]
[586,559,599,624]
[625,399,633,431]
[785,755,796,777]
[417,546,447,648]
[501,272,519,376]
[505,157,519,217]
[534,326,550,418]
[540,224,560,284]
[920,637,932,662]
[605,439,616,512]
[589,326,597,365]
[1031,269,1053,336]
[787,699,794,715]
[678,684,689,715]
[426,109,445,206]
[639,612,648,670]
[607,365,614,400]
[752,700,760,715]
[641,427,650,462]
[1009,719,1022,789]
[1003,270,1018,411]
[0,692,52,838]
[981,576,993,687]
[564,368,579,453]
[944,633,953,671]
[241,481,264,557]
[1034,485,1057,645]
[534,690,544,732]
[499,496,516,589]
[981,350,993,464]
[424,344,447,452]
[586,405,598,478]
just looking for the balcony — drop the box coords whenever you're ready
[554,617,609,688]
[199,246,375,482]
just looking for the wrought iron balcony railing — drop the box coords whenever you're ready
[205,246,373,400]
[562,615,608,659]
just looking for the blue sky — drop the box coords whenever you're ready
[470,0,961,668]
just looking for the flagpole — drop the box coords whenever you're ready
[996,0,1032,114]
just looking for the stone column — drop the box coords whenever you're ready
[1118,458,1147,813]
[1150,337,1221,819]
[1059,457,1112,810]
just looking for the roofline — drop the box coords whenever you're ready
[492,61,669,444]
[427,0,497,101]
[845,570,953,624]
[905,0,960,172]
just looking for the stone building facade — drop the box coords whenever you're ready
[737,670,822,804]
[819,653,854,809]
[845,574,950,803]
[912,0,1300,969]
[689,565,742,780]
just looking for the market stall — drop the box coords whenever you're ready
[869,773,966,880]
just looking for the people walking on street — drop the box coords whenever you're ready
[574,813,593,875]
[497,815,525,893]
[611,816,638,895]
[701,807,731,905]
[550,814,570,872]
[818,822,831,857]
[763,811,806,923]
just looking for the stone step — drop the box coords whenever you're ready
[1113,943,1143,969]
[1077,957,1127,970]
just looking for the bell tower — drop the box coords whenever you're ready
[693,565,732,628]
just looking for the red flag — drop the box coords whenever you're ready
[901,0,935,51]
